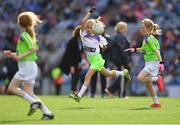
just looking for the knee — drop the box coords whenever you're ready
[110,70,117,77]
[8,85,14,93]
[109,71,114,77]
[137,75,143,82]
[104,70,114,77]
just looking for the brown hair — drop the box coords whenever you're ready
[72,25,81,38]
[141,18,161,35]
[17,11,42,38]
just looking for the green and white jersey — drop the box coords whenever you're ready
[141,35,160,61]
[80,30,107,56]
[16,32,38,62]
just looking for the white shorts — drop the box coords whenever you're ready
[143,61,159,77]
[14,61,38,84]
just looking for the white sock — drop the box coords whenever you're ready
[23,93,36,104]
[41,104,52,115]
[77,85,87,97]
[152,76,158,82]
[152,95,159,104]
[115,71,124,77]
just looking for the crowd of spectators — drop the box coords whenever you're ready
[0,0,179,95]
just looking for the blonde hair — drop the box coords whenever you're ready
[141,18,161,35]
[72,25,81,38]
[87,18,105,27]
[114,21,127,33]
[17,11,42,38]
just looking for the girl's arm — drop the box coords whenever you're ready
[4,47,39,61]
[124,47,144,53]
[3,50,17,57]
[136,48,144,52]
[155,50,163,62]
[15,47,39,61]
[81,7,96,31]
[156,50,164,71]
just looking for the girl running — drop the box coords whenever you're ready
[3,12,54,120]
[125,18,164,108]
[69,7,131,102]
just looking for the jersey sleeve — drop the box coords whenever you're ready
[20,32,34,49]
[148,36,159,52]
[99,36,108,47]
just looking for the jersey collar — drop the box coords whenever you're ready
[84,34,100,42]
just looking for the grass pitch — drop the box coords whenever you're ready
[0,96,180,124]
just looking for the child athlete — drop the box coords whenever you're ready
[69,7,131,102]
[3,12,54,119]
[125,18,164,108]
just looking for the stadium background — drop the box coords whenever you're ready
[0,0,179,97]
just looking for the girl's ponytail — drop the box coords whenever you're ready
[18,11,41,39]
[26,26,35,38]
[151,23,162,35]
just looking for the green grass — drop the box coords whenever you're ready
[0,96,180,124]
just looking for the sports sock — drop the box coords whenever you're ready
[152,76,158,82]
[40,104,52,115]
[115,71,124,77]
[77,85,87,97]
[152,95,159,104]
[23,93,36,104]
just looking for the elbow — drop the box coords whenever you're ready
[32,47,39,51]
[155,50,160,55]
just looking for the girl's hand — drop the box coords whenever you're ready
[12,55,20,61]
[89,6,96,13]
[3,50,13,57]
[99,40,108,48]
[158,62,164,72]
[95,16,104,25]
[124,48,136,52]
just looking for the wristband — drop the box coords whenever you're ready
[134,48,137,52]
[89,10,93,13]
[160,61,164,64]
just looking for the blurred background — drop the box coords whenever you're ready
[0,0,179,97]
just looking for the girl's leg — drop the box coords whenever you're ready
[100,68,116,77]
[137,70,160,104]
[77,69,96,98]
[100,67,130,79]
[137,70,157,83]
[8,78,37,104]
[146,81,159,104]
[23,83,53,115]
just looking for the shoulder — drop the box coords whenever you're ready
[111,34,117,41]
[20,32,26,37]
[68,37,76,45]
[148,35,157,41]
[147,35,158,44]
[19,32,26,41]
[20,31,30,39]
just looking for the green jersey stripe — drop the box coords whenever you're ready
[24,32,33,48]
[149,35,159,49]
